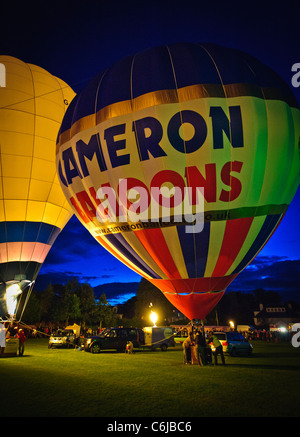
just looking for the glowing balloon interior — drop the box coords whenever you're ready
[56,43,300,320]
[0,56,75,321]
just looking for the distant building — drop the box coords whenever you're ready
[112,306,123,319]
[254,303,300,329]
[170,309,187,322]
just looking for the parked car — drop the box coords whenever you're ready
[84,326,175,353]
[209,331,253,356]
[84,327,145,353]
[48,328,77,348]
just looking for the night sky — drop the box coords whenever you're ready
[1,0,300,304]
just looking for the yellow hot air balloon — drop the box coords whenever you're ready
[0,56,75,321]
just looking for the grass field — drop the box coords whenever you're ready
[0,338,299,417]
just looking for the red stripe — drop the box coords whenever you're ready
[212,217,254,277]
[149,275,237,294]
[134,228,182,279]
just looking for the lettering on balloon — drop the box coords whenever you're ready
[57,105,245,233]
[67,160,242,234]
[58,105,244,186]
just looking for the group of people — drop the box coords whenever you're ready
[182,329,225,366]
[0,321,27,357]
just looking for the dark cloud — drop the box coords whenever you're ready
[46,216,108,264]
[34,271,80,289]
[93,282,140,305]
[228,256,300,301]
[35,270,101,290]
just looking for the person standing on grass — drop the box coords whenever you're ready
[212,334,225,365]
[183,331,194,364]
[0,322,6,356]
[195,329,207,366]
[17,328,26,356]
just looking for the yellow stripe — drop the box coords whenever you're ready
[91,233,152,279]
[120,231,167,279]
[203,220,227,277]
[226,215,266,275]
[160,227,189,279]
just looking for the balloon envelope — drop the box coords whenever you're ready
[0,56,75,320]
[56,43,300,320]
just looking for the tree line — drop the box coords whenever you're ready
[23,279,115,329]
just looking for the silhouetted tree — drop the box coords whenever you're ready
[92,293,114,328]
[135,278,176,323]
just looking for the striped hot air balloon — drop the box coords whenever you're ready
[0,56,75,320]
[56,43,300,320]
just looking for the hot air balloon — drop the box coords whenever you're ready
[0,56,75,321]
[56,43,300,321]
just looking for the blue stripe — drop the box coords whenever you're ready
[232,214,282,274]
[199,43,259,86]
[97,55,134,111]
[0,222,61,245]
[104,233,161,279]
[167,43,224,89]
[58,43,298,137]
[131,46,176,100]
[177,221,211,278]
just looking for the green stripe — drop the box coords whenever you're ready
[203,204,288,222]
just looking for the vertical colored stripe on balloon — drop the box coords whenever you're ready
[226,215,266,275]
[134,228,182,279]
[212,217,254,277]
[103,233,161,279]
[120,231,167,279]
[203,220,227,277]
[158,227,189,279]
[96,235,153,279]
[177,222,210,278]
[231,214,282,274]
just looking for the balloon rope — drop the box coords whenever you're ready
[147,320,193,347]
[19,320,50,337]
[16,282,34,323]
